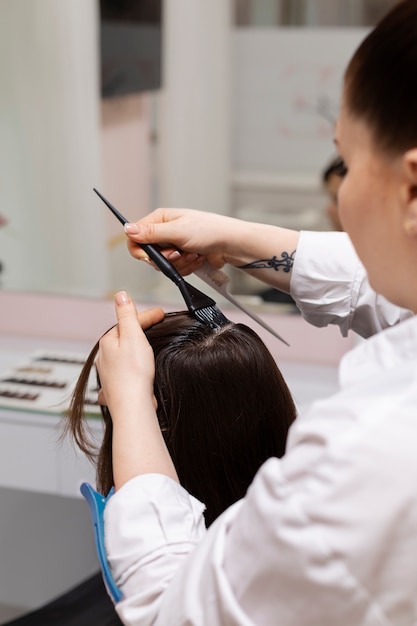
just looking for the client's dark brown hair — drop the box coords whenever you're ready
[65,311,296,527]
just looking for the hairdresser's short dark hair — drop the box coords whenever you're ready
[344,0,417,156]
[66,312,296,527]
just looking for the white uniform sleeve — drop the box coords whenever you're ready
[104,474,206,625]
[104,372,417,625]
[290,231,411,338]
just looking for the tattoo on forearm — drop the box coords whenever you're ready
[238,250,296,273]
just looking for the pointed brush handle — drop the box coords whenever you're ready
[141,244,183,286]
[94,188,183,286]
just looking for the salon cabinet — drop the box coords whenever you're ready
[0,331,101,612]
[0,408,99,497]
[0,333,100,497]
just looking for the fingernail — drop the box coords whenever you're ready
[116,291,130,305]
[124,223,139,234]
[167,250,181,261]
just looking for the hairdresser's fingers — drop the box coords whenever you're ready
[97,294,146,351]
[97,304,163,350]
[137,306,165,329]
[96,292,156,410]
[112,295,157,386]
[125,208,236,272]
[146,252,207,276]
[134,249,225,276]
[112,295,164,336]
[113,291,146,345]
[125,236,206,275]
[124,208,211,255]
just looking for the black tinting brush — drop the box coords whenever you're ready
[94,189,230,331]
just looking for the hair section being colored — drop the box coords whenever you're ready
[64,312,296,526]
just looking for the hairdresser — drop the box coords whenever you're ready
[97,2,417,624]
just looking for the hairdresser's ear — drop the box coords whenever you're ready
[402,149,417,236]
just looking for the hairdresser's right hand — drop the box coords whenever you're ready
[124,208,247,276]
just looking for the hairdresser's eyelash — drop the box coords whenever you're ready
[334,157,348,177]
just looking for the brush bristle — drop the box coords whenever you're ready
[194,306,231,330]
[177,280,230,330]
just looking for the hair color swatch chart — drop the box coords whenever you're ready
[0,350,100,416]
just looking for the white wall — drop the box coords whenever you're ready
[231,27,369,174]
[0,0,107,296]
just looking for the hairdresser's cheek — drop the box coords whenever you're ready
[335,185,348,231]
[339,190,369,265]
[337,204,349,232]
[336,180,356,235]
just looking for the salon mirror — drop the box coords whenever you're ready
[0,0,397,309]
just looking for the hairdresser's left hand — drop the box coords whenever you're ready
[96,292,178,489]
[96,292,164,416]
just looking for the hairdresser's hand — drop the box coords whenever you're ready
[97,292,177,488]
[96,293,164,415]
[124,208,250,276]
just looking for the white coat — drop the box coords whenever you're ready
[104,231,416,626]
